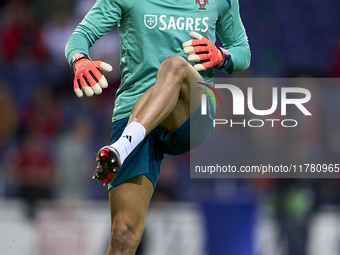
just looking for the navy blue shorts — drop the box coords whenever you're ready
[108,98,215,190]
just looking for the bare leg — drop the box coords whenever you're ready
[106,175,154,255]
[105,55,204,166]
[105,56,205,254]
[128,55,204,134]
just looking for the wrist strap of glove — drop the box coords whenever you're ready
[215,48,230,70]
[70,52,91,70]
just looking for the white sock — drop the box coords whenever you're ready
[110,122,146,164]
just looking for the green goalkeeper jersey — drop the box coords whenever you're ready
[65,0,250,122]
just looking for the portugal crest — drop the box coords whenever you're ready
[196,0,208,10]
[144,15,157,29]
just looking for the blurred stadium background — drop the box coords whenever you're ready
[0,0,340,254]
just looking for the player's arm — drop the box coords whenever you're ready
[215,0,251,74]
[65,0,133,97]
[182,0,250,74]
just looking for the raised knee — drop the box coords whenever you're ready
[109,218,141,252]
[160,55,188,75]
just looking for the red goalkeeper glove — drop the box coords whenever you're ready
[71,52,113,98]
[182,31,230,71]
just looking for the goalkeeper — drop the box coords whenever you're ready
[65,0,250,254]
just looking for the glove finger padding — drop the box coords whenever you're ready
[182,31,224,71]
[182,44,195,55]
[187,54,201,62]
[91,61,112,89]
[188,53,211,62]
[76,72,94,97]
[74,77,84,98]
[189,31,203,40]
[73,59,113,98]
[193,63,207,72]
[99,62,113,72]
